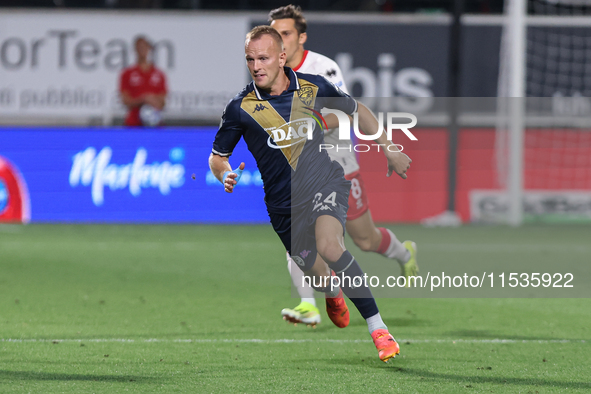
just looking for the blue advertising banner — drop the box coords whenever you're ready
[0,127,268,223]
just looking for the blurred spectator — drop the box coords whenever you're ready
[119,36,168,127]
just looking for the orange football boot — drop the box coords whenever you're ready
[325,288,349,328]
[371,328,400,362]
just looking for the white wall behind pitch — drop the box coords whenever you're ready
[0,10,249,121]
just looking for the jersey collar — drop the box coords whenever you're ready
[252,67,300,100]
[292,50,308,72]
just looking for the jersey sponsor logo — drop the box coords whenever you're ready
[297,86,314,106]
[266,118,315,150]
[253,103,267,113]
[240,82,319,170]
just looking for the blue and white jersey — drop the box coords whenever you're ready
[212,67,357,214]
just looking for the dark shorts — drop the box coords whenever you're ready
[269,176,350,271]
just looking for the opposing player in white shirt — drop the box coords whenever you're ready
[269,5,419,327]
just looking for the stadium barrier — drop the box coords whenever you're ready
[4,125,576,224]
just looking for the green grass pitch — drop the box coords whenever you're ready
[1,223,590,393]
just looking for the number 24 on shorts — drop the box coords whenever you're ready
[313,191,337,212]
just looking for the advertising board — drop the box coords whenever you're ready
[0,127,268,223]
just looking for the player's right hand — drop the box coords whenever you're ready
[223,162,245,193]
[386,151,412,179]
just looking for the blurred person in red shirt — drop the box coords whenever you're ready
[119,36,168,127]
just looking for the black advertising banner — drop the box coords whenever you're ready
[254,19,502,100]
[305,23,502,98]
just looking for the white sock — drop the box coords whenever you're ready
[366,312,387,334]
[287,252,316,307]
[383,229,410,265]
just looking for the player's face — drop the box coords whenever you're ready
[270,19,306,64]
[245,35,286,91]
[135,39,152,62]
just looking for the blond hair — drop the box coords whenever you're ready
[245,25,284,50]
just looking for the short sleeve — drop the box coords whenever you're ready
[119,69,130,93]
[317,76,357,116]
[212,99,243,157]
[321,60,350,95]
[157,70,167,95]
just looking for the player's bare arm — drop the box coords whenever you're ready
[120,91,165,110]
[120,91,144,109]
[208,154,245,193]
[356,102,412,179]
[323,113,340,129]
[144,93,166,110]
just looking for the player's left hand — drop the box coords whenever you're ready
[223,162,245,193]
[386,151,412,179]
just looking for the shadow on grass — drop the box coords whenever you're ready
[446,329,589,342]
[0,370,159,383]
[389,367,591,390]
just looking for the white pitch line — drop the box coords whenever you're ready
[0,338,586,344]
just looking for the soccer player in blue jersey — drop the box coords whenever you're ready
[270,5,419,328]
[209,26,411,362]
